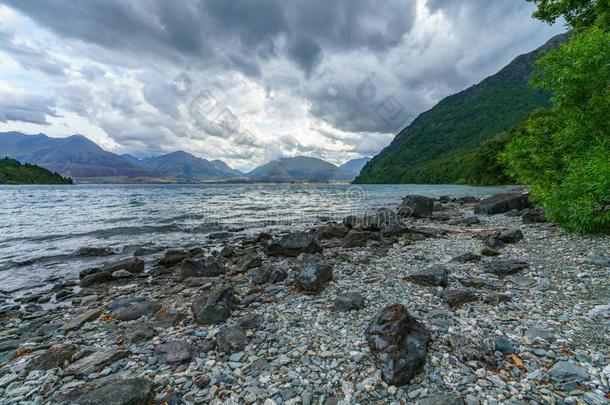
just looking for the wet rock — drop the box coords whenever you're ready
[159,248,201,267]
[341,231,379,248]
[451,252,481,263]
[316,223,349,239]
[80,272,113,287]
[80,258,144,287]
[192,285,235,324]
[474,193,531,215]
[154,340,193,364]
[405,265,448,287]
[294,255,333,293]
[266,232,322,257]
[366,304,430,386]
[179,257,226,279]
[26,344,77,371]
[343,208,397,231]
[334,292,365,312]
[549,361,590,382]
[65,347,129,376]
[111,269,132,279]
[267,264,288,283]
[483,259,529,276]
[417,394,465,405]
[248,267,269,285]
[62,308,102,331]
[234,252,263,273]
[441,289,478,307]
[398,195,434,218]
[216,325,247,353]
[114,300,162,321]
[54,375,153,405]
[208,231,232,240]
[73,247,114,257]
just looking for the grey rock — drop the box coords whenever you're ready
[154,340,193,364]
[111,269,132,279]
[451,253,481,263]
[405,265,448,287]
[366,304,430,386]
[248,267,269,285]
[73,247,114,257]
[294,255,333,293]
[268,265,288,283]
[124,321,155,344]
[341,231,379,248]
[62,308,102,331]
[483,259,529,276]
[334,292,365,312]
[549,361,590,382]
[441,289,478,307]
[65,347,129,376]
[216,325,247,353]
[266,232,322,257]
[26,344,77,371]
[179,257,226,279]
[398,195,434,218]
[54,375,153,405]
[114,301,162,321]
[192,285,235,324]
[493,337,514,354]
[235,252,263,273]
[158,248,202,267]
[474,193,531,215]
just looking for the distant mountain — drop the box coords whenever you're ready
[141,151,242,180]
[120,153,144,165]
[355,33,568,184]
[0,131,148,178]
[332,157,370,180]
[248,156,339,181]
[0,157,73,184]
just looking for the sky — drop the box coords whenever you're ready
[0,0,564,171]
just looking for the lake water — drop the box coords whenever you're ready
[0,183,513,292]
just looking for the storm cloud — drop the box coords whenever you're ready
[0,0,564,170]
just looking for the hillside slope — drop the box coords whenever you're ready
[0,157,73,184]
[355,33,568,184]
[142,151,243,180]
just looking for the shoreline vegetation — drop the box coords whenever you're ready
[1,192,608,403]
[0,157,73,185]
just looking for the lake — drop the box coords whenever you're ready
[0,183,513,292]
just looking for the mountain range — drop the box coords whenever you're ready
[0,131,369,182]
[355,33,568,184]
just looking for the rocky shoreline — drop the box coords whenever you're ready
[0,193,608,404]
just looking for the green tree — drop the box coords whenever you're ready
[502,28,610,232]
[528,0,610,30]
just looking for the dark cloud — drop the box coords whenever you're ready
[0,94,57,125]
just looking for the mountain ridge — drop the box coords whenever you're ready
[354,33,569,184]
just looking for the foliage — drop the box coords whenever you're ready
[527,0,610,30]
[502,28,610,232]
[0,157,73,185]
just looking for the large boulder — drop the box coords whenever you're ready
[54,375,153,405]
[474,193,531,215]
[343,208,397,231]
[366,304,430,386]
[234,253,263,273]
[341,231,379,248]
[398,195,434,218]
[294,255,333,293]
[483,259,529,277]
[179,257,226,279]
[192,285,235,324]
[158,248,202,267]
[265,232,322,257]
[405,265,448,287]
